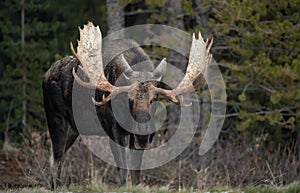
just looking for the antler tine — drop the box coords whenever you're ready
[206,35,213,53]
[198,31,203,41]
[72,68,96,89]
[92,94,112,106]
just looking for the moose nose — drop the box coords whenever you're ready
[135,111,151,123]
[134,135,151,150]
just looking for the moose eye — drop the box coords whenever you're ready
[150,96,158,103]
[129,99,134,105]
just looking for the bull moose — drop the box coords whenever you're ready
[42,22,213,189]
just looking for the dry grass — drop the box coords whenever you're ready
[0,131,300,191]
[3,182,300,193]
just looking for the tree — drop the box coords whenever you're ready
[106,0,125,36]
[0,0,107,146]
[0,0,52,145]
[207,0,300,148]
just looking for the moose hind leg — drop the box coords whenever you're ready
[49,145,64,190]
[48,117,75,190]
[50,128,78,190]
[49,134,67,190]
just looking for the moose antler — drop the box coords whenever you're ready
[71,22,212,106]
[71,22,133,105]
[153,32,213,104]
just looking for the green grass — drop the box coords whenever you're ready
[3,182,300,193]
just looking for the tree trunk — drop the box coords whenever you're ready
[190,0,212,175]
[106,0,125,37]
[193,0,210,30]
[165,0,184,29]
[21,0,27,128]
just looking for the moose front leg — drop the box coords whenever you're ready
[109,125,128,186]
[129,134,144,186]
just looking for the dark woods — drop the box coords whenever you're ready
[0,0,299,190]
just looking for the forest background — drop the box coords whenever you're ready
[0,0,299,191]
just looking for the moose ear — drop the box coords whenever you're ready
[123,68,133,80]
[153,58,167,81]
[119,54,134,80]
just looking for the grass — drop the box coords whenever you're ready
[2,182,300,193]
[241,182,300,193]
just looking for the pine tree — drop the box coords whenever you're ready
[208,0,300,147]
[0,0,107,146]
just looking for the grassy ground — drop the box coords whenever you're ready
[2,182,300,193]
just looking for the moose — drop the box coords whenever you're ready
[42,22,213,189]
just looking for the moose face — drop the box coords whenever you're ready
[127,81,157,149]
[122,62,166,149]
